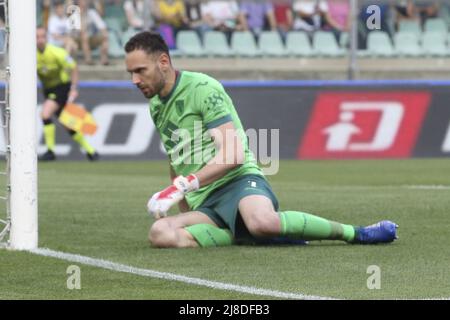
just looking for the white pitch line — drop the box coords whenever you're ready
[402,185,450,190]
[29,248,336,300]
[279,185,450,191]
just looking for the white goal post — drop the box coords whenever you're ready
[0,0,38,250]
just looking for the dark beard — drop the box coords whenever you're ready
[143,68,166,99]
[152,67,166,98]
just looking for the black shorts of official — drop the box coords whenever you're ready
[43,82,71,116]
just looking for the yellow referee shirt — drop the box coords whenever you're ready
[37,44,76,89]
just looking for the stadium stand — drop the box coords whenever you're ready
[34,0,450,80]
[394,31,423,57]
[176,30,205,57]
[285,31,314,57]
[38,1,450,59]
[422,31,447,56]
[398,20,423,38]
[259,31,286,57]
[312,31,346,57]
[203,31,235,57]
[367,31,395,57]
[424,17,448,34]
[231,31,261,57]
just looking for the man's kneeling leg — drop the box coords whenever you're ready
[185,224,234,247]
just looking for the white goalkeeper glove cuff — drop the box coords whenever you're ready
[173,174,200,194]
[147,174,199,219]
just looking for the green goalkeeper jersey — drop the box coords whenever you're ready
[149,70,263,209]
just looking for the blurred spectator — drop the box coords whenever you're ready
[156,0,189,32]
[48,0,78,55]
[124,0,158,31]
[238,1,277,37]
[93,0,105,16]
[292,0,328,33]
[323,0,351,32]
[0,6,3,26]
[0,4,4,60]
[185,0,209,36]
[273,0,294,36]
[153,0,188,50]
[416,1,440,24]
[124,0,145,30]
[75,0,109,65]
[201,0,243,35]
[394,0,419,25]
[42,0,52,29]
[68,0,104,14]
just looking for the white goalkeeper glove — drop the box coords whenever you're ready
[147,174,199,219]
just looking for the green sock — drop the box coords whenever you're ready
[72,132,95,154]
[185,224,234,247]
[279,211,355,242]
[43,123,56,152]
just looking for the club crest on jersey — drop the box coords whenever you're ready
[175,100,184,116]
[204,92,224,111]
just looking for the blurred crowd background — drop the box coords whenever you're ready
[1,0,449,80]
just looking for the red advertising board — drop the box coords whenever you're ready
[298,92,431,159]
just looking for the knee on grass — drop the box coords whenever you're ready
[149,219,180,248]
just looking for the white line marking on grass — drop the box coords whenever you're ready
[289,185,450,191]
[29,248,336,300]
[402,185,450,190]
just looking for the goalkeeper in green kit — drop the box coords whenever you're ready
[124,32,398,248]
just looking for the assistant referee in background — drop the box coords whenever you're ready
[36,26,98,161]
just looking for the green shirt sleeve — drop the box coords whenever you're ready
[194,84,233,129]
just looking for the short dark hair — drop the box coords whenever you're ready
[124,32,170,57]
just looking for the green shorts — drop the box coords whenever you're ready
[196,174,279,240]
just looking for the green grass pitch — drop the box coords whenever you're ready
[1,159,449,299]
